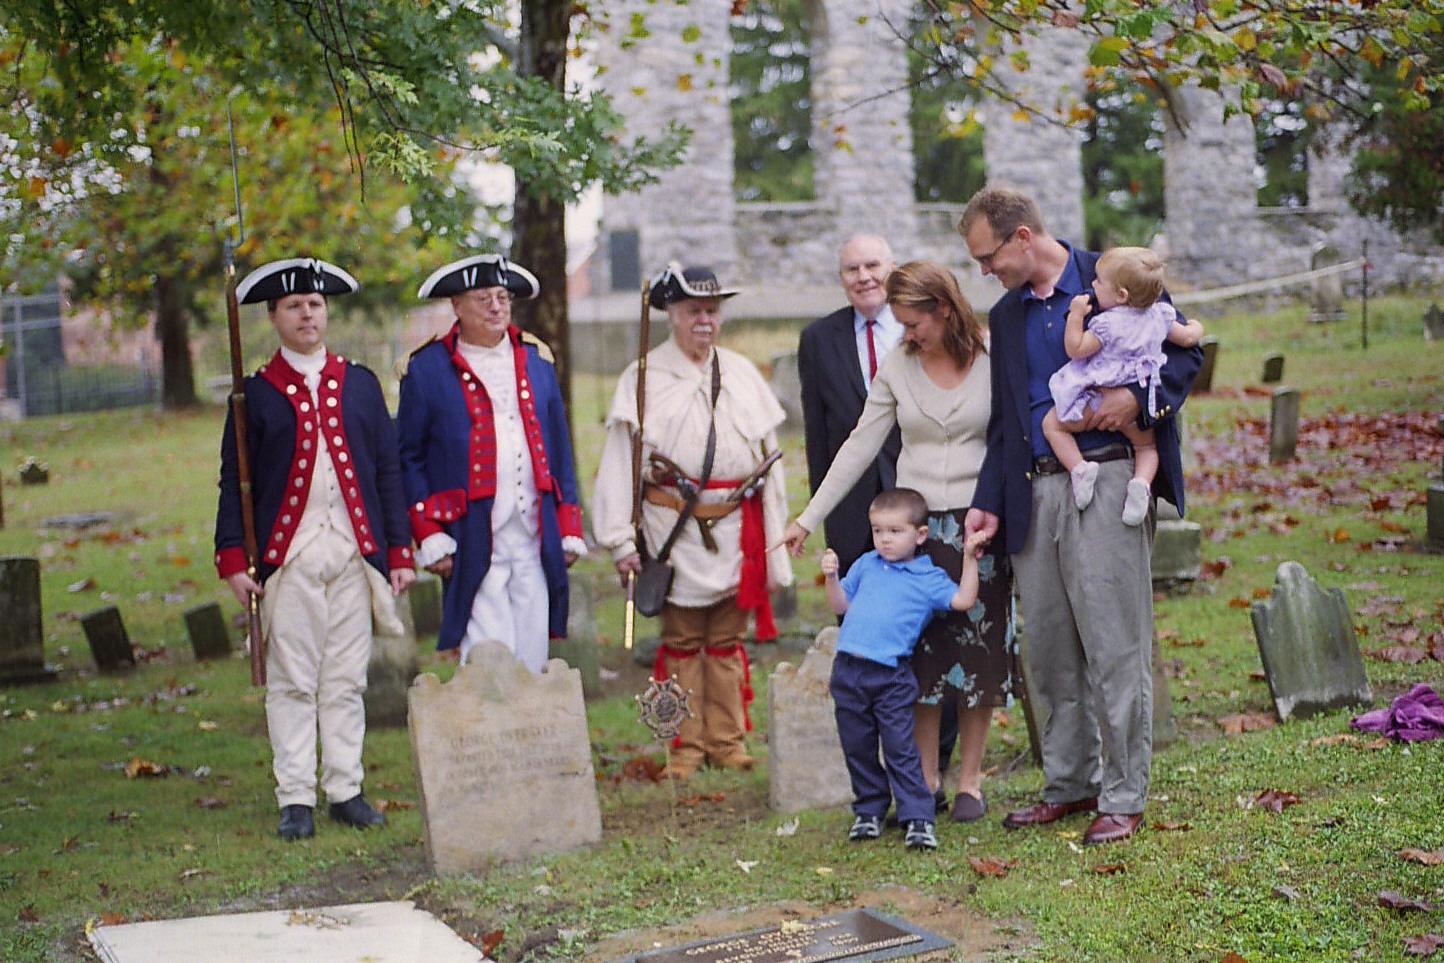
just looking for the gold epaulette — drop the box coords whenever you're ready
[519,330,555,364]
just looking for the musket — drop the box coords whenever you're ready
[623,278,652,651]
[222,103,265,686]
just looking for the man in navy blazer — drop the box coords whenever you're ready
[797,234,903,576]
[959,186,1201,846]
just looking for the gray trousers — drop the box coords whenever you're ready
[1013,459,1153,814]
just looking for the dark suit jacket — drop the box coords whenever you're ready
[971,247,1203,556]
[798,306,903,573]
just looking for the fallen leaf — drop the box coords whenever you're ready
[679,791,727,806]
[814,866,834,876]
[1366,646,1429,664]
[1273,884,1301,901]
[1365,737,1393,750]
[179,868,206,881]
[374,798,413,812]
[1218,711,1277,735]
[18,904,39,922]
[197,720,218,732]
[1380,891,1434,912]
[1400,848,1444,866]
[1403,933,1444,956]
[1310,733,1360,747]
[1228,596,1252,609]
[99,911,126,925]
[968,855,1017,878]
[619,755,665,783]
[735,859,758,874]
[1329,528,1352,543]
[1254,789,1302,813]
[480,929,505,955]
[1251,587,1272,599]
[1151,820,1191,831]
[194,796,227,810]
[67,577,97,593]
[124,757,171,779]
[1092,862,1126,875]
[775,817,800,837]
[1220,953,1248,963]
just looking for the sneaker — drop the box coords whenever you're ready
[1070,461,1099,510]
[1121,478,1151,526]
[904,819,938,850]
[848,814,882,841]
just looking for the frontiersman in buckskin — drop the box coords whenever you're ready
[593,263,793,779]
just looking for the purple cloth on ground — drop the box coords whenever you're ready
[1349,684,1444,742]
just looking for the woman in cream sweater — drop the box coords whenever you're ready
[782,261,1017,824]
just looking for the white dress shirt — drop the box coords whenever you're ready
[854,304,902,383]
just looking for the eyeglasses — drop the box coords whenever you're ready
[470,289,513,309]
[973,228,1018,270]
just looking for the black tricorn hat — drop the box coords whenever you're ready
[235,257,360,305]
[648,262,740,310]
[416,254,540,300]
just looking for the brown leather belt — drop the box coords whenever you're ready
[1032,442,1133,477]
[643,485,742,520]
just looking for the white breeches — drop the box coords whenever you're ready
[460,513,550,673]
[261,527,372,808]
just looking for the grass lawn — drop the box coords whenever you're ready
[1,295,1441,962]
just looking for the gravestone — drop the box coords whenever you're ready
[18,457,49,485]
[768,351,803,428]
[1268,387,1300,465]
[767,627,853,814]
[42,511,116,530]
[408,574,443,638]
[81,606,136,672]
[1250,561,1371,721]
[622,908,951,963]
[365,593,418,729]
[183,602,232,662]
[408,641,601,873]
[1261,352,1284,384]
[1423,303,1444,342]
[1428,413,1444,552]
[1151,498,1202,584]
[1194,337,1220,394]
[0,556,56,684]
[1308,245,1347,323]
[551,570,602,697]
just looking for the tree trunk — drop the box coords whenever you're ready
[155,271,197,409]
[512,0,573,414]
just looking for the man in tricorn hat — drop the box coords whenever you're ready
[592,262,793,778]
[397,254,585,671]
[215,257,416,841]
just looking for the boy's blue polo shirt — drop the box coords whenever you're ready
[836,550,959,667]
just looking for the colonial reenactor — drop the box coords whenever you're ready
[215,257,416,841]
[592,263,793,778]
[396,254,586,670]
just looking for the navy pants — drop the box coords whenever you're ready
[830,651,935,823]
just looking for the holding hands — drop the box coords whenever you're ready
[780,520,811,557]
[819,547,839,578]
[963,530,990,560]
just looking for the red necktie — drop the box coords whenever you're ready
[865,319,878,381]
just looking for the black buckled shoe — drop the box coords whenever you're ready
[278,805,315,841]
[328,794,385,829]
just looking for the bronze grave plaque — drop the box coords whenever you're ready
[620,908,952,963]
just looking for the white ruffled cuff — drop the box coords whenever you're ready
[414,533,457,569]
[562,535,588,558]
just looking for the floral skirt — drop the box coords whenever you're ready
[913,508,1019,709]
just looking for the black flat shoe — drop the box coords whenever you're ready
[278,805,315,841]
[328,794,385,829]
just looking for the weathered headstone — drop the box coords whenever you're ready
[1250,561,1371,720]
[42,511,116,530]
[1428,413,1444,552]
[1261,352,1284,384]
[767,627,853,814]
[408,641,601,873]
[1423,303,1444,342]
[81,606,136,672]
[183,602,232,662]
[551,570,601,697]
[1268,387,1300,465]
[0,556,56,684]
[18,457,49,485]
[768,350,803,428]
[622,909,952,963]
[365,593,419,729]
[408,574,443,638]
[1194,336,1220,394]
[1308,245,1347,323]
[1152,498,1202,584]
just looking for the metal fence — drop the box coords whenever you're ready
[1,291,159,418]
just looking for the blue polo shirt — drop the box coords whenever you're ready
[836,551,960,667]
[1024,242,1125,459]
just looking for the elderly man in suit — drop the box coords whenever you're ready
[960,185,1201,845]
[797,234,903,577]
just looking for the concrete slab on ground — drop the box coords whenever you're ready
[87,900,485,963]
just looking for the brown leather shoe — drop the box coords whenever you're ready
[1002,796,1098,829]
[1082,812,1143,845]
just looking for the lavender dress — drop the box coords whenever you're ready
[1049,301,1177,422]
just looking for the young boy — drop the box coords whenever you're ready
[822,488,987,851]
